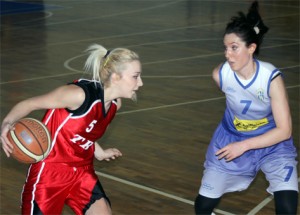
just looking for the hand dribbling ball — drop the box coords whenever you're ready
[7,118,51,163]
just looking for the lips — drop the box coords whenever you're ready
[228,61,235,69]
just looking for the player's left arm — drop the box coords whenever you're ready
[94,142,122,161]
[216,76,292,161]
[245,75,292,144]
[268,75,292,138]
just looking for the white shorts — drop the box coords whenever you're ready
[199,157,298,198]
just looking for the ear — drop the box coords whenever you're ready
[248,43,257,54]
[111,73,121,83]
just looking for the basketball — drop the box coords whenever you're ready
[7,118,51,164]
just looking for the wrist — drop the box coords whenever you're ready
[2,121,12,130]
[242,140,252,151]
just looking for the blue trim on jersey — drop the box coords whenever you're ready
[219,63,225,90]
[233,59,260,89]
[218,59,280,137]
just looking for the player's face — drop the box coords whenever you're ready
[223,33,254,73]
[117,60,143,101]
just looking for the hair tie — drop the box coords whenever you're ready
[253,26,260,34]
[103,50,111,67]
[253,21,260,34]
[104,50,111,58]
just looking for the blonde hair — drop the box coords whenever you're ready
[84,44,139,87]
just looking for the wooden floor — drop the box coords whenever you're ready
[0,0,299,214]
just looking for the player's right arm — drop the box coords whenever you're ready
[1,85,85,156]
[212,64,222,88]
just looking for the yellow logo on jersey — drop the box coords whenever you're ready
[233,116,269,131]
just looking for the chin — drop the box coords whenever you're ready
[131,93,137,102]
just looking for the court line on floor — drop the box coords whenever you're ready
[118,96,226,115]
[98,170,300,215]
[61,41,299,73]
[115,83,298,115]
[1,38,299,85]
[0,64,299,85]
[117,89,299,215]
[96,171,235,215]
[95,95,233,214]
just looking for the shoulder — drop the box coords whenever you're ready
[51,84,86,102]
[67,79,103,112]
[71,79,103,100]
[57,84,86,111]
[212,63,222,77]
[256,59,282,82]
[72,79,101,92]
[257,60,278,74]
[212,63,225,88]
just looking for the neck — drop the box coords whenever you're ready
[237,59,256,80]
[103,86,118,104]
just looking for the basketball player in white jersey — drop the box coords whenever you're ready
[1,44,143,214]
[194,1,298,215]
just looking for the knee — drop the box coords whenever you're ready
[194,194,220,215]
[274,190,298,215]
[85,198,111,215]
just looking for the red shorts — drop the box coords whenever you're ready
[21,162,109,215]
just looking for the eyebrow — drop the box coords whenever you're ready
[224,42,239,46]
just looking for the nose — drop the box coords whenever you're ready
[225,49,231,60]
[138,76,143,87]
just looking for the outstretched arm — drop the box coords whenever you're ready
[94,142,122,161]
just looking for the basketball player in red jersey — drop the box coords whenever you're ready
[1,44,143,214]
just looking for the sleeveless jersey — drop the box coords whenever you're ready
[219,59,281,137]
[41,79,117,166]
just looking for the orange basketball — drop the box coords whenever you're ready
[7,118,51,164]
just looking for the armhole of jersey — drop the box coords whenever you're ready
[267,69,282,98]
[66,82,90,115]
[271,70,282,81]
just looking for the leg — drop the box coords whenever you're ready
[85,198,112,215]
[274,190,298,215]
[22,163,68,215]
[259,146,298,215]
[66,167,112,215]
[197,169,253,214]
[194,194,221,215]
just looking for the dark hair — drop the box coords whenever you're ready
[224,1,269,55]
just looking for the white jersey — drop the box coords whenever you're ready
[199,59,298,197]
[220,59,281,137]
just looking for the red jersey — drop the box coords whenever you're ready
[41,79,117,166]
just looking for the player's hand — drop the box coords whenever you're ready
[0,122,14,157]
[215,142,247,162]
[95,148,122,161]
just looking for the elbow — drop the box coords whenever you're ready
[286,130,292,140]
[281,125,292,140]
[276,116,292,140]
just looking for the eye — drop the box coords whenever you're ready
[232,45,238,51]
